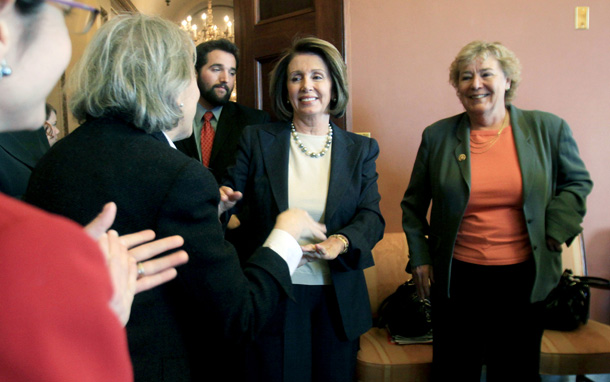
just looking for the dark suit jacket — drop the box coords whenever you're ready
[25,117,295,382]
[0,127,49,198]
[224,122,385,340]
[401,106,593,302]
[174,101,270,183]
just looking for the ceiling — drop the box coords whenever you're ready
[129,0,234,23]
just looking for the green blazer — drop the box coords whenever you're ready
[401,106,593,302]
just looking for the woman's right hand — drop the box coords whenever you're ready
[413,264,434,300]
[84,202,188,325]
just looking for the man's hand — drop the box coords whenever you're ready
[219,186,243,217]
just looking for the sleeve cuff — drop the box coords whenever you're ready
[263,229,302,275]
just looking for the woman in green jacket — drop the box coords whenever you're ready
[401,41,592,382]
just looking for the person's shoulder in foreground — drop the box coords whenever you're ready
[0,194,132,382]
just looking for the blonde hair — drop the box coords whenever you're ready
[270,37,348,121]
[449,41,521,105]
[69,14,195,133]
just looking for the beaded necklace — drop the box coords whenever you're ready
[290,122,333,158]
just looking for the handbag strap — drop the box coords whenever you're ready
[575,275,610,290]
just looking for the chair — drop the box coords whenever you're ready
[540,233,610,381]
[356,232,432,382]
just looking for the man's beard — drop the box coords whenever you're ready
[200,83,232,107]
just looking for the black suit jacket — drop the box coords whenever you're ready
[174,101,270,183]
[25,117,294,381]
[224,122,385,340]
[0,127,49,198]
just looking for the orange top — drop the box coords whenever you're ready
[453,125,532,265]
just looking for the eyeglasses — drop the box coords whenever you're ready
[46,0,100,34]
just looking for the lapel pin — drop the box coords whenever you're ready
[458,154,466,162]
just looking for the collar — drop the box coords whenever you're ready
[195,103,223,122]
[162,131,177,149]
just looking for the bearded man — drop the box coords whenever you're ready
[175,39,270,183]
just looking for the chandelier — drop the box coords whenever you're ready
[180,0,234,43]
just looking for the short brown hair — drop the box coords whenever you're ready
[449,41,521,105]
[269,37,348,121]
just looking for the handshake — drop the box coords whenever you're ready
[86,191,328,326]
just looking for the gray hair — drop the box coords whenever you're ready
[69,14,195,133]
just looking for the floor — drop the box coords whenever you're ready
[540,376,610,382]
[479,374,610,382]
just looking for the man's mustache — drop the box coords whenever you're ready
[213,84,230,92]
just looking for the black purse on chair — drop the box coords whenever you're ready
[375,279,433,344]
[543,269,610,331]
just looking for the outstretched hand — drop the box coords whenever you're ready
[218,186,243,217]
[85,202,188,325]
[122,232,188,294]
[97,229,136,326]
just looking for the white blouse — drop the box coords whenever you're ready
[288,132,332,285]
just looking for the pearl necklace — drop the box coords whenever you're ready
[290,122,333,158]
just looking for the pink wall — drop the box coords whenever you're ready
[346,0,610,323]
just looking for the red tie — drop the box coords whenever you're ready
[200,111,215,167]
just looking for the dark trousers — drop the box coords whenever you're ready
[432,258,544,382]
[246,284,359,382]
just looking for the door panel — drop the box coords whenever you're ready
[259,0,313,21]
[235,0,345,128]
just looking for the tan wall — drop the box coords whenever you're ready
[48,0,110,137]
[346,0,610,323]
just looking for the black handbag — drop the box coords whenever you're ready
[543,269,610,331]
[375,279,433,344]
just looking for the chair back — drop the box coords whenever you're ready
[560,233,587,276]
[364,232,410,314]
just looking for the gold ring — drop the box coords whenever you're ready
[137,262,145,278]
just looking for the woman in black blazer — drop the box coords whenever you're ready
[223,37,385,382]
[25,15,326,382]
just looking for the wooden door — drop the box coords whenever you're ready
[234,0,345,128]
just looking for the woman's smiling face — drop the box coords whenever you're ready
[286,53,333,120]
[456,55,511,119]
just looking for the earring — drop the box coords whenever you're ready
[179,103,184,108]
[0,60,12,79]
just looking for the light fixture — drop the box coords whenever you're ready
[180,0,234,43]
